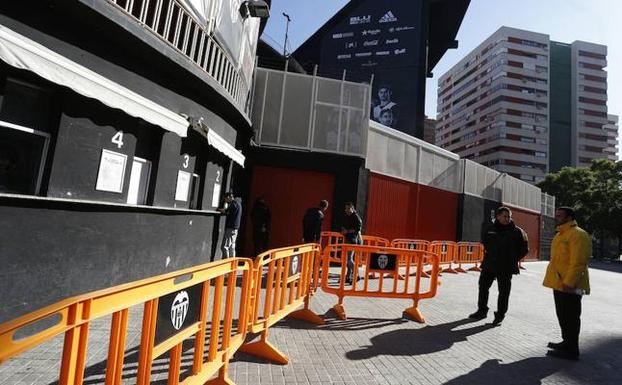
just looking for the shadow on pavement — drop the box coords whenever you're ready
[346,318,493,359]
[589,260,622,274]
[443,337,622,385]
[276,313,410,331]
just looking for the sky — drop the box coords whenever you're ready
[262,0,622,156]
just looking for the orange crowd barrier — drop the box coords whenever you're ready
[320,231,343,261]
[361,235,390,247]
[0,258,253,385]
[240,244,324,364]
[455,242,485,272]
[321,244,439,323]
[390,239,431,279]
[362,235,390,279]
[429,241,458,275]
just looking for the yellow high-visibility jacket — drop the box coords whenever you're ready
[543,220,591,294]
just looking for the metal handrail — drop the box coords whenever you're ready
[107,0,251,114]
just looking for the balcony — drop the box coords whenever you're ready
[106,0,251,114]
[251,67,371,157]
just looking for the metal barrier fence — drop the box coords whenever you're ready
[429,241,458,275]
[0,258,253,385]
[241,244,324,364]
[390,239,431,279]
[321,244,440,323]
[455,242,485,272]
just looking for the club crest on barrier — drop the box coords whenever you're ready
[170,291,189,330]
[291,255,300,275]
[378,254,389,269]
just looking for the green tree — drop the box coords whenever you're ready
[538,159,622,259]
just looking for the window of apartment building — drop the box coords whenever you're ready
[520,175,535,182]
[579,62,604,71]
[583,85,607,94]
[580,109,607,118]
[535,151,547,158]
[535,65,548,74]
[581,145,604,153]
[579,96,606,106]
[582,121,603,129]
[581,74,606,83]
[508,37,548,50]
[578,50,606,60]
[579,133,607,141]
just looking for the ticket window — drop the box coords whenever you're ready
[174,170,201,209]
[126,156,151,205]
[0,77,54,196]
[0,121,50,195]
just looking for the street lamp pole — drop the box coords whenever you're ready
[282,12,291,57]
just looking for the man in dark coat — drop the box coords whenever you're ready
[469,206,529,325]
[251,197,271,257]
[218,192,242,258]
[302,200,329,243]
[342,202,363,284]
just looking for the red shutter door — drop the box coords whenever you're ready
[244,166,335,256]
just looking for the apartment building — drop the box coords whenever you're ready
[603,114,620,158]
[436,26,617,183]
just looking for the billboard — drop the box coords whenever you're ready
[318,0,425,136]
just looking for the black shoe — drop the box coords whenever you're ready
[546,348,579,361]
[468,310,488,320]
[547,341,567,350]
[491,312,504,326]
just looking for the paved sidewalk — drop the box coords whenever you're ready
[2,261,621,385]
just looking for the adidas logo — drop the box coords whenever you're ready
[379,11,397,23]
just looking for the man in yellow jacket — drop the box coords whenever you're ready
[542,206,591,360]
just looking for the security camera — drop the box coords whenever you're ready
[240,0,270,19]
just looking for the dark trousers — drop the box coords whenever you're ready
[553,290,582,352]
[253,230,269,257]
[477,270,512,316]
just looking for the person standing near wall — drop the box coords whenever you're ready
[543,207,591,360]
[218,191,242,258]
[251,197,271,257]
[469,206,528,325]
[342,202,363,284]
[302,200,329,243]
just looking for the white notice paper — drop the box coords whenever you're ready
[175,170,191,202]
[211,182,221,208]
[95,149,127,193]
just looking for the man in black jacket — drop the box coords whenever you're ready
[218,192,242,258]
[302,200,329,243]
[342,202,363,284]
[251,197,271,257]
[469,206,529,325]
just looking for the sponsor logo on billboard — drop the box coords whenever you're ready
[376,51,391,56]
[361,60,379,67]
[350,15,371,25]
[355,52,373,58]
[346,42,358,49]
[363,40,379,47]
[389,26,415,33]
[394,48,407,55]
[386,38,399,44]
[333,32,355,39]
[379,11,398,23]
[362,29,381,36]
[338,54,352,60]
